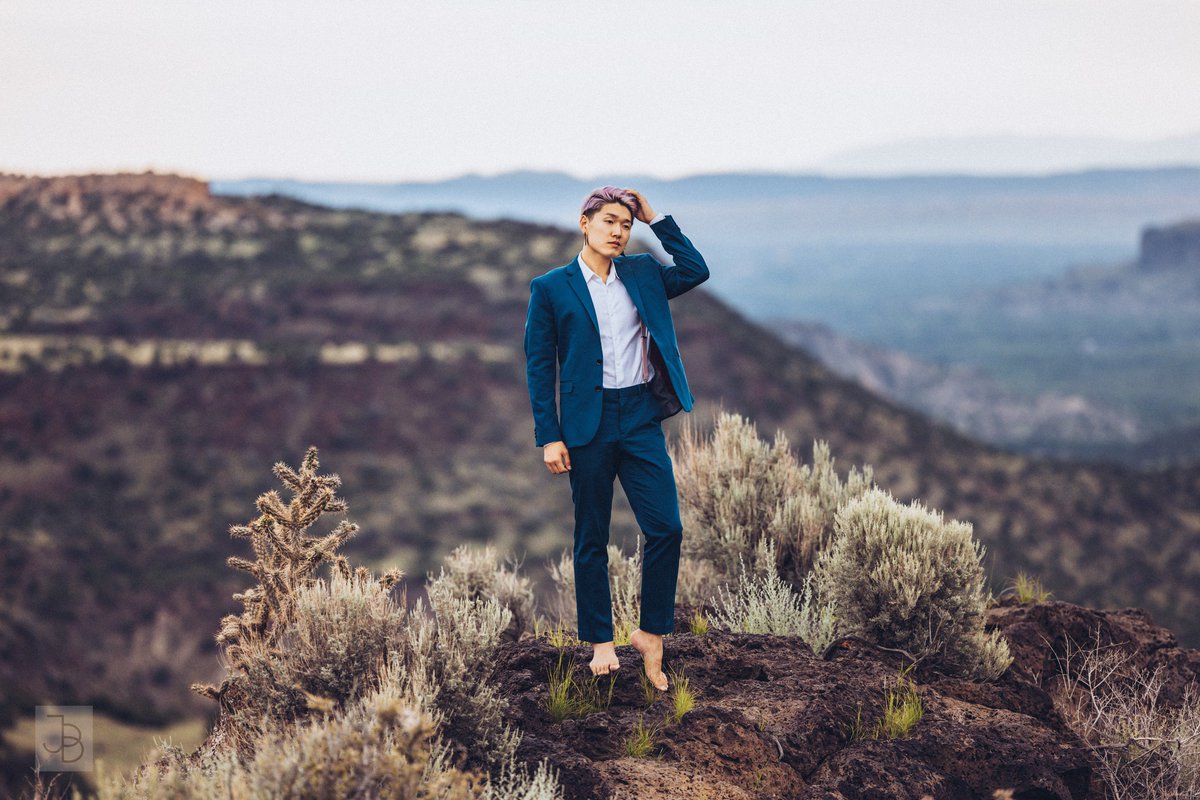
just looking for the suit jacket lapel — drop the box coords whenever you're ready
[566,255,646,336]
[617,260,647,324]
[566,256,599,334]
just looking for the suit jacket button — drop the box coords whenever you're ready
[595,358,602,364]
[594,385,601,391]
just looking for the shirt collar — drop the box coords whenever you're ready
[578,251,620,284]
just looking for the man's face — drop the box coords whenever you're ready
[580,202,633,255]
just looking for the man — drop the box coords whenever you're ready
[523,186,709,691]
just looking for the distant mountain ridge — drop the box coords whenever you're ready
[212,166,1200,250]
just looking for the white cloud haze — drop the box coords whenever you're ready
[2,0,1198,180]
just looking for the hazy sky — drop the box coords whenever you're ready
[3,0,1199,182]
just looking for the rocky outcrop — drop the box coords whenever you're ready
[492,600,1200,799]
[990,599,1200,707]
[1138,219,1200,272]
[0,170,305,235]
[0,171,213,228]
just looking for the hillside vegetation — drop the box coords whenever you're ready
[19,436,1199,800]
[2,172,1199,761]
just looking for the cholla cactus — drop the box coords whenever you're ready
[192,445,402,699]
[812,487,1012,680]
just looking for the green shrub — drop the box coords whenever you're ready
[846,704,870,742]
[637,668,660,708]
[667,667,696,723]
[845,665,924,742]
[534,616,583,648]
[812,487,1012,680]
[710,540,837,653]
[672,412,874,589]
[874,666,924,739]
[1003,570,1052,604]
[428,543,538,641]
[102,657,562,799]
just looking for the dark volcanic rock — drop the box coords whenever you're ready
[487,600,1200,799]
[989,596,1200,707]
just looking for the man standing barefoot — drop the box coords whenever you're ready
[524,186,710,690]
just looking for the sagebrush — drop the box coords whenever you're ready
[710,539,837,653]
[672,411,874,589]
[128,446,564,798]
[812,487,1012,680]
[428,543,538,642]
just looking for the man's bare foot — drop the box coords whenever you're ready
[590,641,620,675]
[629,628,668,691]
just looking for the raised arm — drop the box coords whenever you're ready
[648,214,710,299]
[624,188,710,300]
[523,277,563,447]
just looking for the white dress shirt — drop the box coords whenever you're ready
[578,212,666,388]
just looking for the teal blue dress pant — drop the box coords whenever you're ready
[568,382,682,643]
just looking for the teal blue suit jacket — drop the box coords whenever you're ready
[523,214,710,447]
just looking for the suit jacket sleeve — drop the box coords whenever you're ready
[648,214,710,299]
[524,277,563,446]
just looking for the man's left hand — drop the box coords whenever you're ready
[626,188,656,224]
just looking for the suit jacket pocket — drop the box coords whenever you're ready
[559,380,574,394]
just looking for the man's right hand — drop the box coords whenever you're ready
[543,441,571,474]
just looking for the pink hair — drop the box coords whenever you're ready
[580,186,639,221]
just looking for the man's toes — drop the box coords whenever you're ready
[591,659,618,675]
